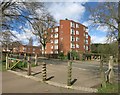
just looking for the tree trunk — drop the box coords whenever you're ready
[35,54,38,65]
[6,53,8,70]
[118,2,120,65]
[43,46,45,57]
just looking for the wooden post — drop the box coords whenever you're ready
[108,56,114,83]
[27,56,31,76]
[100,56,106,87]
[35,54,38,66]
[6,53,8,70]
[67,61,72,86]
[24,53,26,60]
[42,62,47,81]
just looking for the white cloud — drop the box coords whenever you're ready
[91,35,107,44]
[46,2,86,22]
[96,25,109,32]
[11,29,36,44]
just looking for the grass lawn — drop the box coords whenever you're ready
[98,83,119,93]
[0,62,6,72]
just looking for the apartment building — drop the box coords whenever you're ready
[42,19,91,55]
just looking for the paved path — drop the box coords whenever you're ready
[12,62,100,92]
[2,71,87,93]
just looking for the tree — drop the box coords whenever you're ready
[86,2,120,63]
[32,11,56,56]
[1,0,43,30]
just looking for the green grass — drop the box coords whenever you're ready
[0,62,6,71]
[98,83,119,93]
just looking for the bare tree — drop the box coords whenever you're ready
[1,0,44,30]
[32,12,56,56]
[86,2,120,63]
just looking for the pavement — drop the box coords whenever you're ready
[2,59,118,93]
[2,71,87,93]
[5,61,102,93]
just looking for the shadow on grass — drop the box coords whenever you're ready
[71,79,77,85]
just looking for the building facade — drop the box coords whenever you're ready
[2,43,42,55]
[42,19,91,55]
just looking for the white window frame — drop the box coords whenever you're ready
[71,29,75,35]
[76,44,79,48]
[51,51,53,54]
[51,34,53,38]
[86,46,88,51]
[55,27,58,32]
[76,30,79,35]
[54,39,58,44]
[55,51,58,54]
[76,37,79,41]
[55,33,58,38]
[54,45,58,49]
[51,46,53,49]
[76,24,79,28]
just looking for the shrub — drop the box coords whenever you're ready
[69,51,79,60]
[58,52,66,60]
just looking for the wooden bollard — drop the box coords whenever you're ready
[6,53,8,70]
[67,61,72,86]
[35,54,38,66]
[27,56,31,76]
[42,62,47,81]
[100,57,106,87]
[108,56,114,83]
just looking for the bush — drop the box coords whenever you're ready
[58,52,66,60]
[69,51,79,60]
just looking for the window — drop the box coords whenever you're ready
[51,40,53,43]
[71,36,75,41]
[76,24,79,28]
[76,30,79,35]
[86,46,88,51]
[23,47,26,51]
[71,29,75,35]
[71,22,75,27]
[51,34,53,38]
[71,43,75,48]
[55,33,58,38]
[54,39,58,44]
[86,40,88,44]
[51,46,53,49]
[33,48,35,51]
[84,45,85,49]
[86,34,88,39]
[55,50,58,54]
[51,51,53,54]
[76,44,79,48]
[55,27,58,32]
[54,45,58,49]
[76,37,79,41]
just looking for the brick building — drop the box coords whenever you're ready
[2,42,42,55]
[42,19,91,55]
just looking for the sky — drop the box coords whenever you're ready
[10,1,117,46]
